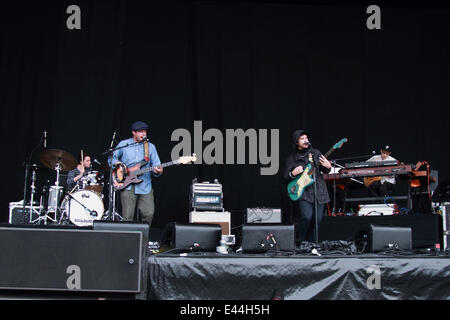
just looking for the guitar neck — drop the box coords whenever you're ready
[323,147,335,159]
[135,160,179,175]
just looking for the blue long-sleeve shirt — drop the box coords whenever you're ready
[109,138,161,194]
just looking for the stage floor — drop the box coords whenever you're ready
[147,251,450,300]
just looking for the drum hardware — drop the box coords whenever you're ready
[22,131,47,224]
[58,185,78,224]
[28,166,44,224]
[81,170,104,196]
[101,133,125,222]
[39,149,77,225]
[39,149,78,173]
[103,168,123,222]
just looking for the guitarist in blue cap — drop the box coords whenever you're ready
[284,130,332,243]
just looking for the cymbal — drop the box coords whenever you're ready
[39,149,78,172]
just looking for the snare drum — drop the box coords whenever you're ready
[61,190,104,227]
[81,171,104,194]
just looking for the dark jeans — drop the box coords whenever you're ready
[295,200,325,243]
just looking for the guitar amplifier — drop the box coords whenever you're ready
[189,211,231,235]
[246,208,282,224]
[190,180,223,211]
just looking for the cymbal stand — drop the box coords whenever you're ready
[29,167,43,224]
[42,161,63,224]
[23,131,45,223]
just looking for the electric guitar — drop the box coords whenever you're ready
[287,138,347,201]
[112,154,197,191]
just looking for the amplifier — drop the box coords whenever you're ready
[189,211,231,235]
[9,201,43,224]
[190,180,223,211]
[246,208,282,223]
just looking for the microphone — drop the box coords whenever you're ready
[44,131,47,149]
[94,159,102,165]
[305,141,311,147]
[110,131,117,148]
[142,136,150,142]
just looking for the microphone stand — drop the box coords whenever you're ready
[311,153,319,245]
[66,193,99,219]
[331,160,337,215]
[22,132,45,224]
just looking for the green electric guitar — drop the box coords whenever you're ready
[287,138,347,201]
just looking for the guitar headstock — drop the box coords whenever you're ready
[179,153,197,164]
[333,138,348,150]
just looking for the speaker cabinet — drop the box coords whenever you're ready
[241,224,295,253]
[160,222,221,252]
[0,226,144,295]
[9,202,43,224]
[354,224,412,252]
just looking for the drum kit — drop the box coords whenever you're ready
[25,148,121,227]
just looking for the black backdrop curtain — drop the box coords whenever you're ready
[1,1,449,228]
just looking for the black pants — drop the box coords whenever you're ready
[295,200,325,243]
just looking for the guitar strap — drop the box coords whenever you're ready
[144,141,150,162]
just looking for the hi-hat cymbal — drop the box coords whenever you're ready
[39,149,78,172]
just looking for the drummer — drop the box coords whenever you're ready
[67,153,93,191]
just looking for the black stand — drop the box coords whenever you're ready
[331,160,337,215]
[22,132,45,223]
[311,155,319,245]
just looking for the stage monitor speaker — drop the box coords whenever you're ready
[241,224,295,253]
[354,224,412,253]
[160,222,221,252]
[0,225,144,296]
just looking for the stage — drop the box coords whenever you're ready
[0,213,448,300]
[147,251,450,300]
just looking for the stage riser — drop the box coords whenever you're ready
[148,255,450,300]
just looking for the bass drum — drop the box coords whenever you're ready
[62,190,104,227]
